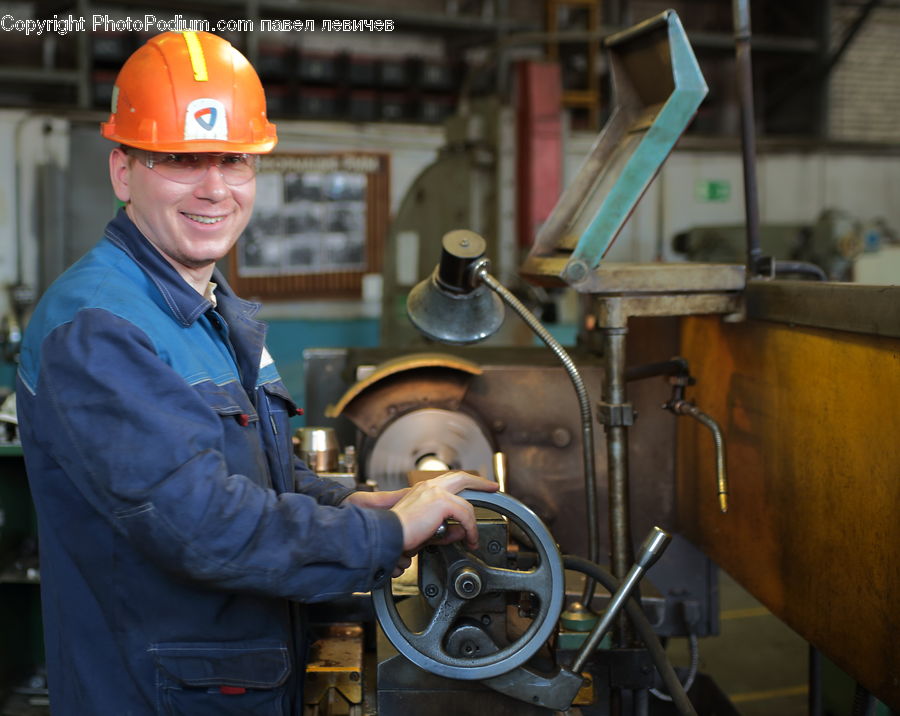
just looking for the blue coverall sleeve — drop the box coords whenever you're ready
[292,455,353,505]
[32,308,403,601]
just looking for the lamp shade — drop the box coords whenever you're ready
[406,230,505,344]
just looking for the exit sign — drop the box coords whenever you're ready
[695,180,731,202]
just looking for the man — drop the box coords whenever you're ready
[16,31,496,714]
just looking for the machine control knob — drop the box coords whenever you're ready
[452,568,483,599]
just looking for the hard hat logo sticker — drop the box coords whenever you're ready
[184,98,228,141]
[194,107,217,131]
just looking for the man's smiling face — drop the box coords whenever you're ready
[110,147,256,272]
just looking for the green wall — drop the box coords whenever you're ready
[263,317,380,414]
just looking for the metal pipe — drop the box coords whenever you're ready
[733,0,762,276]
[672,400,728,513]
[604,327,634,579]
[625,357,690,383]
[772,260,827,282]
[13,115,31,289]
[476,268,600,588]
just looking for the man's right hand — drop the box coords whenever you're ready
[389,471,498,553]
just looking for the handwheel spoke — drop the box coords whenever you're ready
[480,560,553,601]
[480,565,536,593]
[408,592,466,656]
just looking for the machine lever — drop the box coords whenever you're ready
[570,527,672,674]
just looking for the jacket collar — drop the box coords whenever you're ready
[103,208,260,327]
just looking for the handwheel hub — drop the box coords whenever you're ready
[452,567,483,599]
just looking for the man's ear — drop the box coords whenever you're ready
[109,147,132,203]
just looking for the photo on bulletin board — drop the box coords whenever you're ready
[228,152,389,299]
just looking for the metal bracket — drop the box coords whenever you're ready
[484,665,586,712]
[596,401,636,427]
[592,647,657,690]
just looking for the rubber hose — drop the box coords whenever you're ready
[650,632,699,702]
[562,555,699,716]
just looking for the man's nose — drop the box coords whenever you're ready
[193,162,230,200]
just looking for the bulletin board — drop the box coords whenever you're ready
[228,152,389,299]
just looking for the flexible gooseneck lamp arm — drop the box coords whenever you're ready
[472,262,600,602]
[406,231,601,604]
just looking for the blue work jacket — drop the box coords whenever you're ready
[16,209,403,715]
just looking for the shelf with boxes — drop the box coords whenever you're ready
[1,0,519,125]
[256,48,464,124]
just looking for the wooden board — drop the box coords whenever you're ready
[677,315,900,708]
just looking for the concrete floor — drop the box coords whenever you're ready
[668,570,810,716]
[661,570,898,716]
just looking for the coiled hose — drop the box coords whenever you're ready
[563,555,699,716]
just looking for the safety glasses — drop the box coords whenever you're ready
[125,149,259,186]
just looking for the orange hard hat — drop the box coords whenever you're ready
[101,31,277,153]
